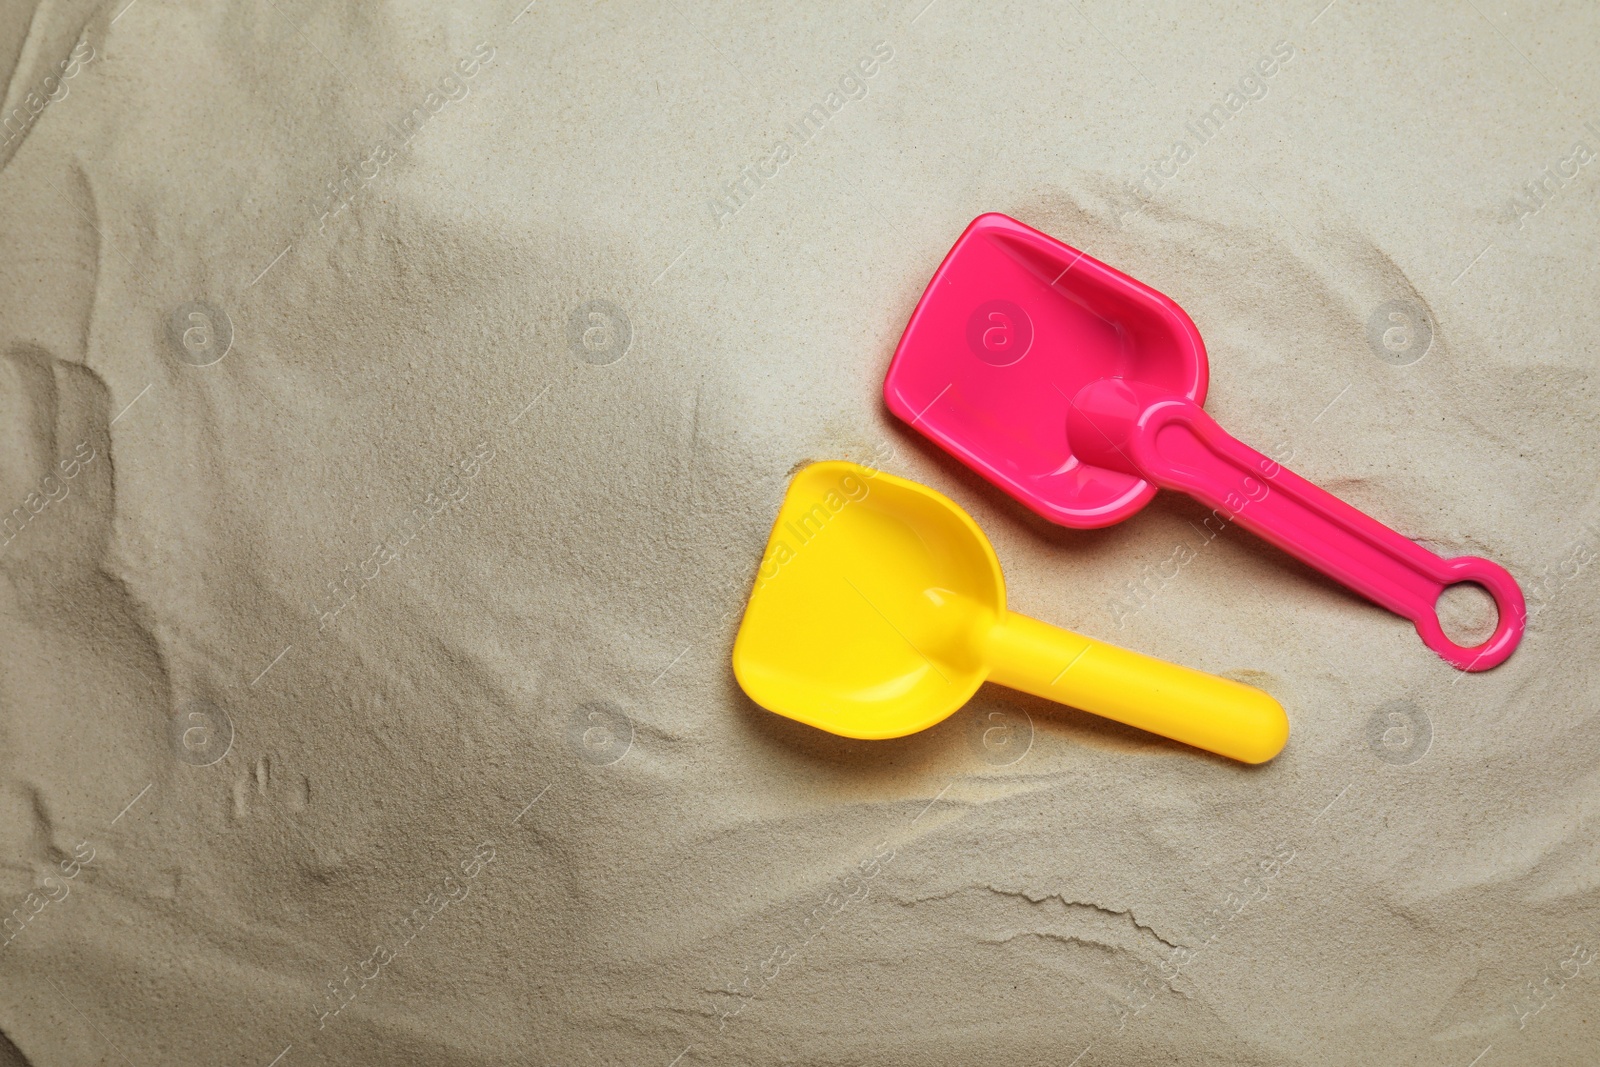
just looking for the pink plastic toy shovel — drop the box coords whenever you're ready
[883,213,1524,671]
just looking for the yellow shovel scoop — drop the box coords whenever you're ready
[732,462,1288,763]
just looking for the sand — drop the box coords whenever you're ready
[1,1,1597,1064]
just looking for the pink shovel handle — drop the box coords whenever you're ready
[1067,378,1525,671]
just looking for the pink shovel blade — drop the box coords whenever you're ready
[884,213,1525,671]
[884,212,1207,527]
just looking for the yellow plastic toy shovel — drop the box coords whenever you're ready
[732,462,1288,763]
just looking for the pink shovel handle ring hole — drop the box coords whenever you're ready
[1415,557,1527,672]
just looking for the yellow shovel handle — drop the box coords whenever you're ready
[986,612,1288,764]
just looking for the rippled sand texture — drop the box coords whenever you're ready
[1,1,1597,1065]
